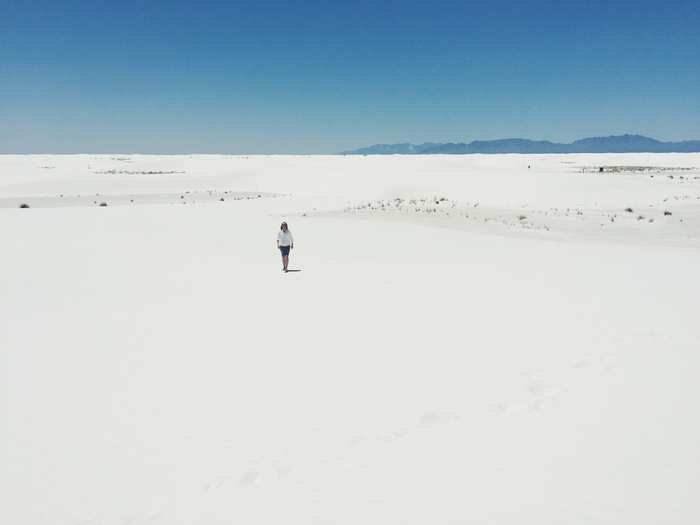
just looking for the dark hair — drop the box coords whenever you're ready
[280,222,288,230]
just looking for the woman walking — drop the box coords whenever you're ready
[277,222,294,272]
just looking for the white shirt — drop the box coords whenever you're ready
[277,230,294,246]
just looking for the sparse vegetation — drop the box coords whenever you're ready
[582,165,695,174]
[19,203,30,208]
[94,169,185,175]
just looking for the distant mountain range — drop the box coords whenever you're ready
[341,135,700,155]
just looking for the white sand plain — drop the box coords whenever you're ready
[2,153,699,524]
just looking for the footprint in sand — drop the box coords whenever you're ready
[419,410,459,427]
[239,470,260,487]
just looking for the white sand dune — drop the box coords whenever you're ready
[2,154,700,524]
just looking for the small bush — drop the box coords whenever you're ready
[19,203,30,208]
[99,202,108,207]
[625,207,633,213]
[664,210,672,216]
[518,215,527,221]
[219,197,225,202]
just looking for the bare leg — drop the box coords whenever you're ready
[283,255,289,271]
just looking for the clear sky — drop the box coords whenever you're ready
[1,0,699,153]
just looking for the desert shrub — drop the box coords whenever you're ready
[19,203,30,208]
[518,215,527,220]
[99,202,108,207]
[625,207,633,213]
[664,210,672,216]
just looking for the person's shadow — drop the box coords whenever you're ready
[285,269,302,273]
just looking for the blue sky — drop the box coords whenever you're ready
[1,0,699,153]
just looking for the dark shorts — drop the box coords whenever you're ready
[279,245,291,256]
